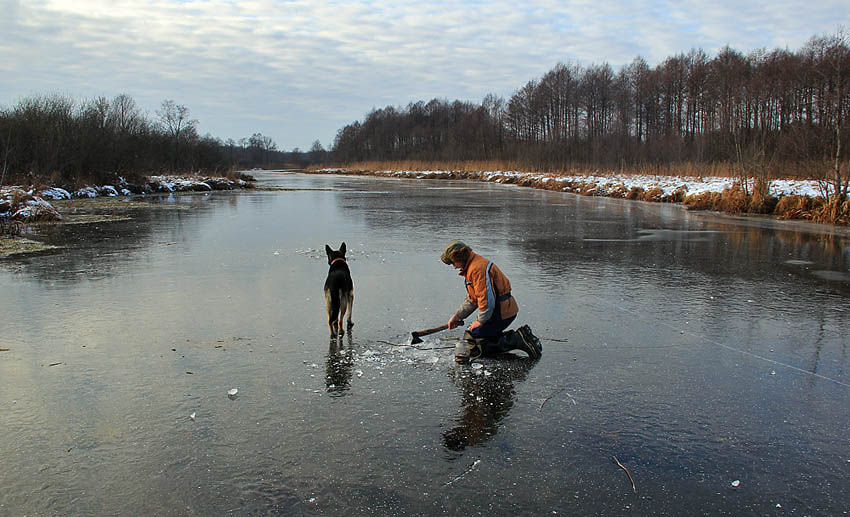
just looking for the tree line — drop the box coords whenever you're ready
[0,95,329,186]
[332,29,849,195]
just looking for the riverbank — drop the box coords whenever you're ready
[0,174,255,258]
[311,167,847,225]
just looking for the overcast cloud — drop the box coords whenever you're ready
[1,0,847,151]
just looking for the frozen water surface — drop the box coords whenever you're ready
[2,171,850,515]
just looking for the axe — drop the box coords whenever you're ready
[409,321,462,345]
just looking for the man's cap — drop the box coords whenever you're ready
[441,240,469,264]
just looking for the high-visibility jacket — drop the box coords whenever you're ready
[453,251,519,324]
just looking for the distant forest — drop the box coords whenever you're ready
[2,29,847,190]
[331,29,849,187]
[0,95,328,186]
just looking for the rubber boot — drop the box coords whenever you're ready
[454,331,485,364]
[516,325,543,359]
[491,327,542,360]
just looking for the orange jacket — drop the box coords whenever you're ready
[454,251,519,323]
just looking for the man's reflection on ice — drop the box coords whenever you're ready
[443,357,537,451]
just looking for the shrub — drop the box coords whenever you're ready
[0,216,22,237]
[774,195,814,219]
[641,187,664,202]
[608,184,628,198]
[718,184,749,213]
[749,187,778,214]
[683,192,720,210]
[625,186,644,200]
[664,187,688,203]
[810,198,850,225]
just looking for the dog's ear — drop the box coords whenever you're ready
[340,242,346,255]
[325,244,332,257]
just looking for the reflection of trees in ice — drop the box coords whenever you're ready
[1,197,199,284]
[443,358,536,451]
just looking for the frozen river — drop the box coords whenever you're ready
[2,171,849,515]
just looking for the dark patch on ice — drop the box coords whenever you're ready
[812,270,850,282]
[584,228,727,243]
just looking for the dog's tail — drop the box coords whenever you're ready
[337,288,349,314]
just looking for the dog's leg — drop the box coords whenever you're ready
[325,288,337,338]
[346,290,354,329]
[337,289,347,337]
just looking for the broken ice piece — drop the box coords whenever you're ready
[189,412,196,421]
[731,480,740,488]
[228,388,238,399]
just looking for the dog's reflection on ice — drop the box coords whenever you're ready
[325,333,355,396]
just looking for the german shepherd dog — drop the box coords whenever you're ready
[324,242,354,338]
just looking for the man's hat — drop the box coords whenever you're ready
[441,240,469,264]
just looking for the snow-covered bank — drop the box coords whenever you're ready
[316,168,825,199]
[1,174,253,223]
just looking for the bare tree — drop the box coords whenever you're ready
[0,105,13,185]
[810,29,850,204]
[309,140,326,163]
[109,94,143,134]
[157,99,198,171]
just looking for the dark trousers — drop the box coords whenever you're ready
[468,302,515,341]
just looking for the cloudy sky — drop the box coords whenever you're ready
[1,0,847,151]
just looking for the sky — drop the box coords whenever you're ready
[1,0,848,152]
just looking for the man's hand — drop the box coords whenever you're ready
[468,320,482,331]
[447,315,462,329]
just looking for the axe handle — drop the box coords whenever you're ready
[412,324,450,338]
[412,320,463,339]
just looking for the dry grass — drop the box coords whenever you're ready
[748,178,777,214]
[774,195,815,220]
[0,237,58,258]
[718,184,750,213]
[810,198,850,225]
[682,192,721,211]
[54,198,188,210]
[624,161,737,178]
